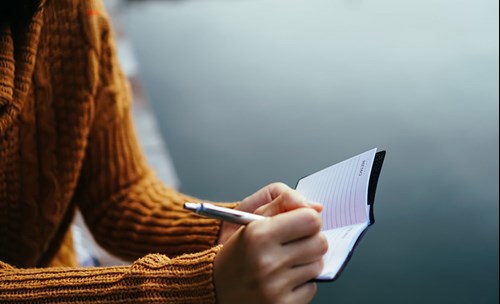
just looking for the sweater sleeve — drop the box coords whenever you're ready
[73,0,237,261]
[74,101,228,259]
[0,249,221,303]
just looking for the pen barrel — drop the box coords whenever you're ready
[203,208,264,225]
[184,202,266,225]
[198,203,265,225]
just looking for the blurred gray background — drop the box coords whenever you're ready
[122,0,498,303]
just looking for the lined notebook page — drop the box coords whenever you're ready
[296,148,377,230]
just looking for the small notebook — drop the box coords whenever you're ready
[295,148,385,281]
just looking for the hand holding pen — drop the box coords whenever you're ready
[182,183,328,304]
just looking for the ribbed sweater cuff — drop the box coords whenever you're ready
[0,247,221,303]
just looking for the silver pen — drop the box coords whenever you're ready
[183,202,266,225]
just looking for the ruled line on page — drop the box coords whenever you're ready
[296,149,376,230]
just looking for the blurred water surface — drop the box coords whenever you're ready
[124,0,499,303]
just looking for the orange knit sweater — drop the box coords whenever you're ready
[0,0,232,302]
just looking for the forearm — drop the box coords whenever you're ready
[74,92,238,258]
[0,247,220,303]
[80,171,230,259]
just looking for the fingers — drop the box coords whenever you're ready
[215,206,323,304]
[255,189,323,216]
[288,259,324,289]
[268,208,323,244]
[288,282,318,304]
[239,182,291,213]
[276,261,321,304]
[281,261,322,303]
[249,182,291,205]
[266,182,293,201]
[282,233,328,267]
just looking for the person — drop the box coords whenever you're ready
[0,0,328,303]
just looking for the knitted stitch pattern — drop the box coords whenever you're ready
[0,0,232,302]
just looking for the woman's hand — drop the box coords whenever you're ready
[218,183,322,244]
[214,207,328,304]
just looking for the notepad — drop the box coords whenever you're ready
[295,148,385,281]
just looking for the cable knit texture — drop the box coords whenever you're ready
[0,0,236,302]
